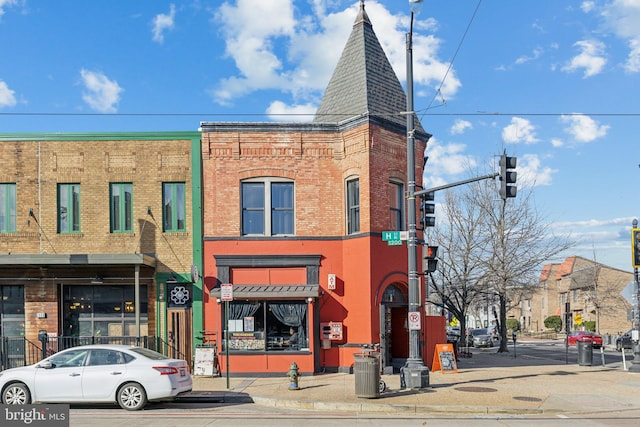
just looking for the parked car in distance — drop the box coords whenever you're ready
[468,328,500,348]
[0,344,192,411]
[565,331,603,348]
[616,329,635,351]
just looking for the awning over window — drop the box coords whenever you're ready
[210,284,319,299]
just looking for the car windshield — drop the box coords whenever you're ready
[471,329,488,336]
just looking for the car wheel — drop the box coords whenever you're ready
[117,382,147,411]
[2,383,31,405]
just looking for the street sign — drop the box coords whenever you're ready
[383,231,408,245]
[221,283,233,301]
[574,313,582,325]
[408,311,421,330]
[382,231,401,241]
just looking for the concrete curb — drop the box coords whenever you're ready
[250,395,547,415]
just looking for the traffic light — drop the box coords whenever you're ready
[632,228,640,268]
[419,192,435,228]
[499,152,517,200]
[422,245,438,274]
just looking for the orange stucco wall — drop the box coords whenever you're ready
[202,235,415,373]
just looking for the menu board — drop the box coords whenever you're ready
[432,343,458,373]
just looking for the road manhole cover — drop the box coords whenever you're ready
[513,396,542,402]
[453,386,497,393]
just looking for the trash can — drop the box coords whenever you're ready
[577,338,593,366]
[354,352,380,398]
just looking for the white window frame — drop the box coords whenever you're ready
[241,178,295,236]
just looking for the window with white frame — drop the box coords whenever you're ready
[0,183,16,233]
[346,178,360,234]
[241,179,294,236]
[389,181,404,231]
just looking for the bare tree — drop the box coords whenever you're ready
[426,189,492,340]
[475,180,573,352]
[426,175,573,353]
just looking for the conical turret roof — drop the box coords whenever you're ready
[313,1,426,135]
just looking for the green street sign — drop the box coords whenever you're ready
[382,231,401,241]
[387,240,402,246]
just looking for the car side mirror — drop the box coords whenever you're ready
[37,360,54,369]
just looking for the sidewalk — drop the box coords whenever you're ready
[185,343,640,415]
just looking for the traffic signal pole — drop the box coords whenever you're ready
[415,172,499,198]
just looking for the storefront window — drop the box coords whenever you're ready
[223,300,308,352]
[63,285,148,337]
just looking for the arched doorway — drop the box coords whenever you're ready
[379,284,408,374]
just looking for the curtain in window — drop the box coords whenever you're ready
[229,302,260,320]
[270,303,307,346]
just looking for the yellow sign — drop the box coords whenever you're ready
[575,313,582,325]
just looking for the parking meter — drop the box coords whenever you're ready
[38,330,48,360]
[512,331,517,343]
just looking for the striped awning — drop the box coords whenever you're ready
[210,284,319,299]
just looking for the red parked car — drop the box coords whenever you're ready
[566,331,603,348]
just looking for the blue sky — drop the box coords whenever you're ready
[1,0,639,272]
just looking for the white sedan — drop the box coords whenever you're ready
[0,344,192,410]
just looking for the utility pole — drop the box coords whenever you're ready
[403,0,429,389]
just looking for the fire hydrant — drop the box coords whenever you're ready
[288,362,300,390]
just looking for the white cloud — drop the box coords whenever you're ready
[561,39,607,78]
[79,69,123,113]
[210,1,460,111]
[518,153,556,187]
[600,0,640,72]
[266,100,317,122]
[581,1,596,13]
[502,117,539,144]
[0,0,17,17]
[0,80,17,108]
[515,47,543,65]
[211,0,297,105]
[422,137,477,188]
[626,38,640,72]
[152,4,176,44]
[551,138,564,148]
[560,114,609,143]
[450,119,472,135]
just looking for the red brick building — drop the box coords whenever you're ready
[201,3,439,374]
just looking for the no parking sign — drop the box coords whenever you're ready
[408,311,421,330]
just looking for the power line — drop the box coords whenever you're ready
[422,0,484,118]
[0,111,639,119]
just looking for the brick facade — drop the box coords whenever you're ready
[0,134,201,358]
[201,119,428,373]
[512,256,633,336]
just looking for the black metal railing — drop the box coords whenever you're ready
[1,335,186,370]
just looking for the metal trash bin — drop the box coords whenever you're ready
[577,338,593,366]
[354,352,380,398]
